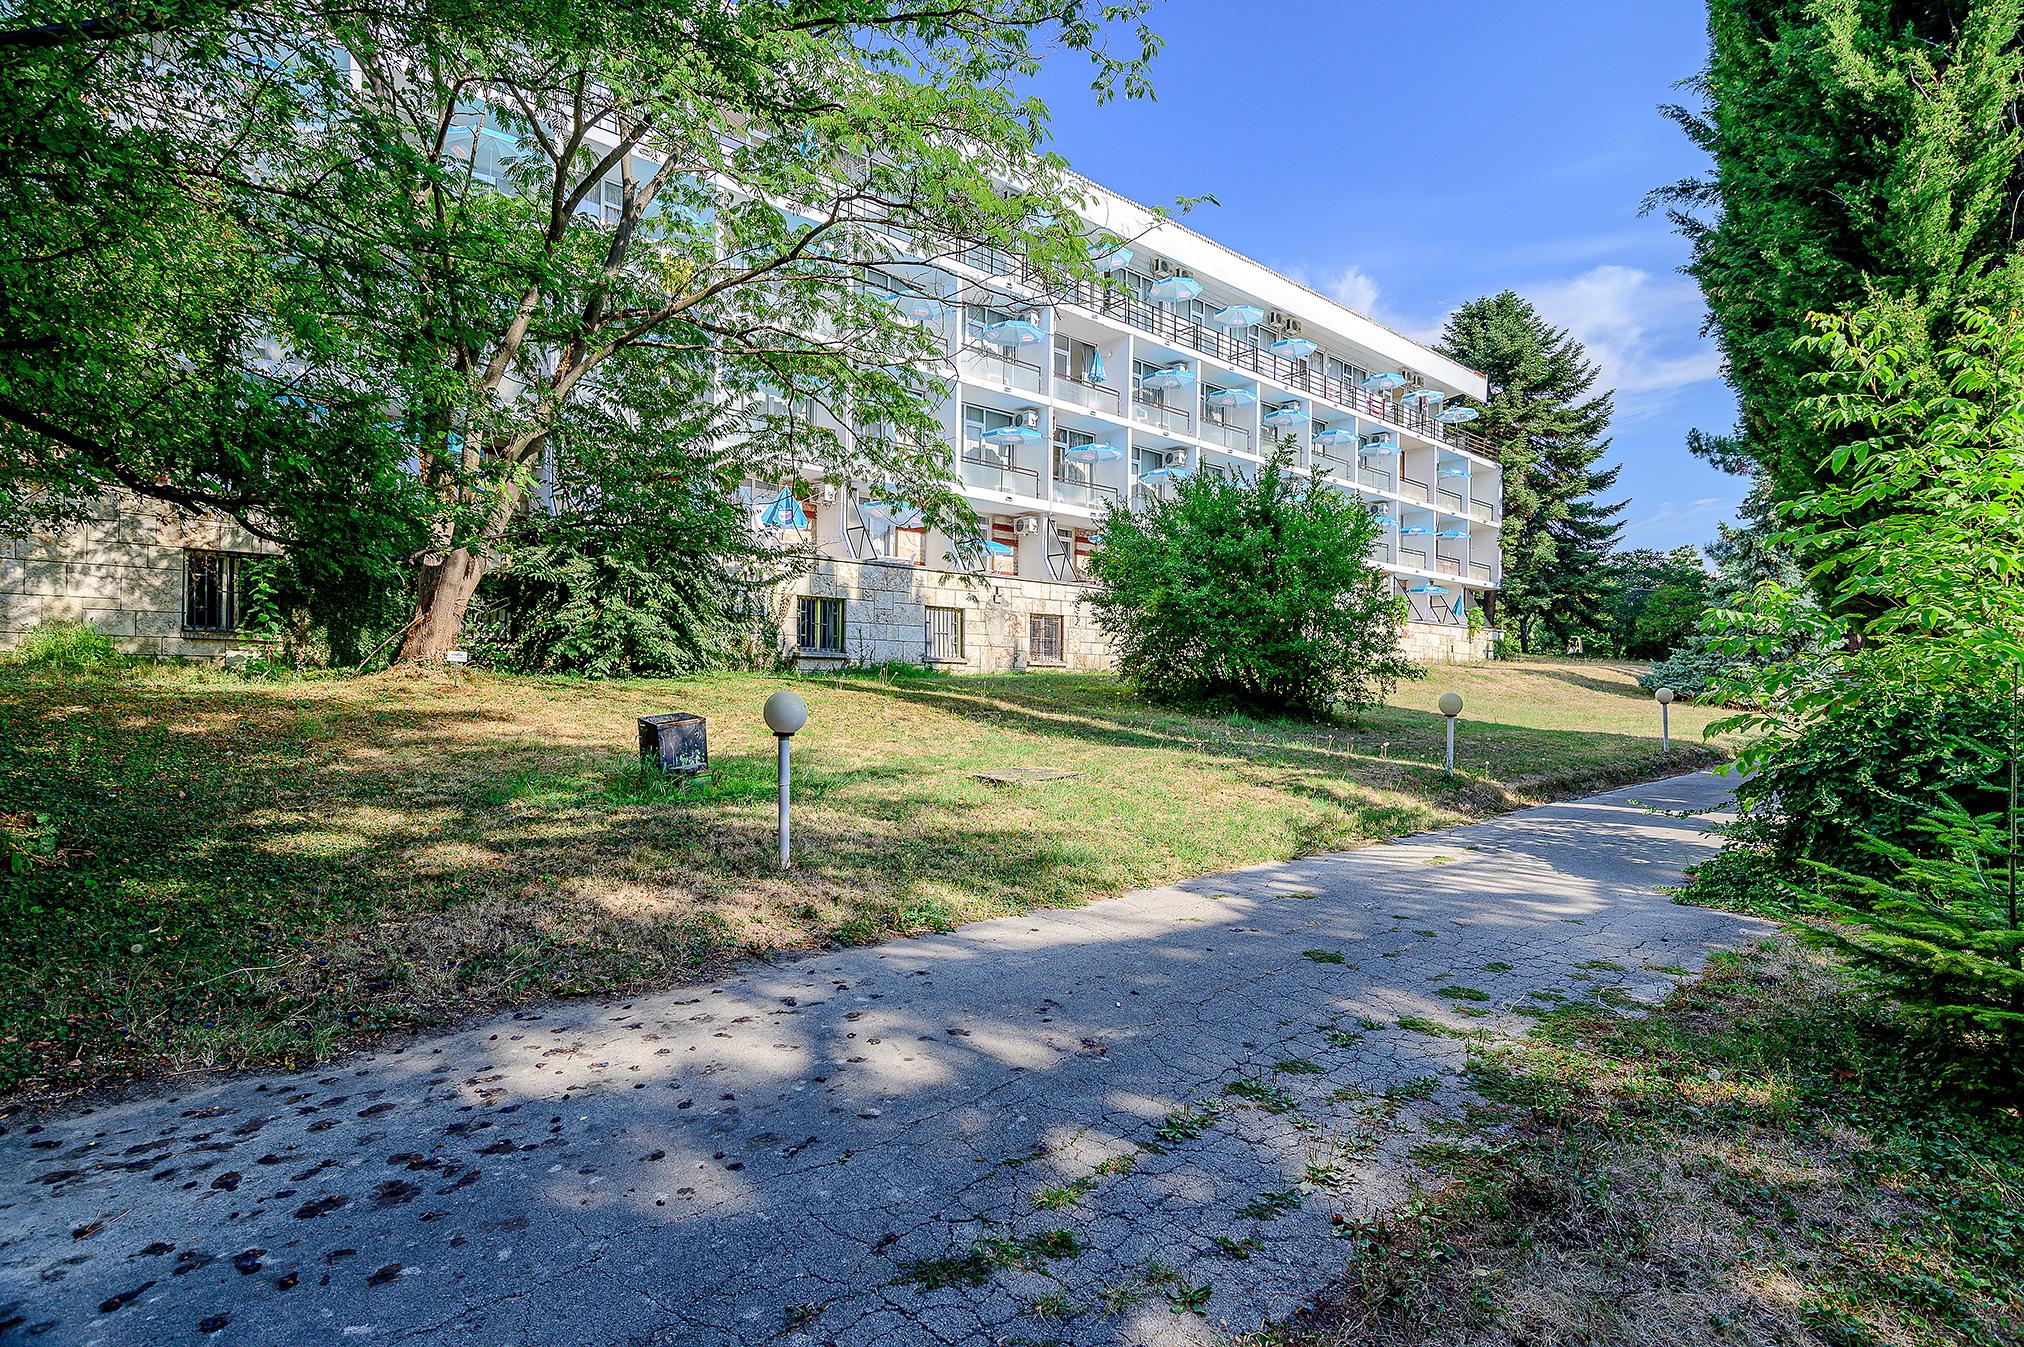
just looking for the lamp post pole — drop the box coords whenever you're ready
[1438,692,1463,777]
[1655,686,1675,754]
[763,690,809,869]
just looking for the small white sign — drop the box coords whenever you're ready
[444,650,469,665]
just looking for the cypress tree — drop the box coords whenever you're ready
[1654,0,2024,522]
[1439,291,1624,652]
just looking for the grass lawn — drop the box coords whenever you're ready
[0,657,1726,1101]
[1262,945,2024,1347]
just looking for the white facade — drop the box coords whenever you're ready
[761,174,1502,670]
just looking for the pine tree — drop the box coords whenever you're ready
[1653,0,2024,537]
[1439,291,1624,652]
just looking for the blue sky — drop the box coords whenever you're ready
[1028,0,1742,553]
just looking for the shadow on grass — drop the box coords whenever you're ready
[0,667,1716,1100]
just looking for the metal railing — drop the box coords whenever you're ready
[1435,555,1461,577]
[1354,465,1392,490]
[1199,418,1251,452]
[1400,547,1429,570]
[959,450,1041,496]
[959,343,1044,393]
[1131,393,1194,436]
[1437,488,1464,513]
[1052,477,1119,509]
[1469,560,1494,580]
[1466,499,1498,523]
[1053,276,1499,459]
[1398,474,1432,504]
[1055,375,1121,415]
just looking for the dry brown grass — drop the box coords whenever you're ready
[0,659,1726,1101]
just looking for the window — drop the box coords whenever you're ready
[963,403,1020,465]
[796,596,845,654]
[925,606,964,662]
[1053,336,1096,382]
[1053,426,1096,485]
[1029,613,1064,662]
[597,178,624,226]
[183,552,243,634]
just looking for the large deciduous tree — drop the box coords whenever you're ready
[1438,291,1623,652]
[1652,0,2024,574]
[0,0,1163,661]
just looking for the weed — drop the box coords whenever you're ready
[1223,1078,1301,1114]
[1275,1057,1325,1074]
[1435,985,1491,1002]
[1034,1177,1096,1210]
[1237,1187,1303,1220]
[1302,949,1347,964]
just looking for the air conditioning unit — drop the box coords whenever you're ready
[815,483,840,504]
[1014,407,1041,428]
[1266,310,1293,330]
[1013,515,1044,536]
[1282,317,1304,335]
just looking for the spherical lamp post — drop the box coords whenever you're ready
[763,690,809,869]
[1654,686,1675,754]
[1438,692,1464,777]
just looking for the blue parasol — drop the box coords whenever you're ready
[1262,400,1309,428]
[1137,465,1193,484]
[1359,437,1401,456]
[759,487,807,531]
[1399,524,1433,537]
[1092,245,1133,272]
[892,293,945,324]
[1312,426,1360,448]
[1148,274,1203,304]
[1057,441,1121,464]
[1208,304,1264,328]
[1139,364,1195,391]
[1435,528,1469,539]
[1359,371,1407,393]
[1435,406,1480,424]
[1270,336,1319,360]
[1086,349,1108,384]
[1203,385,1257,408]
[1438,463,1471,478]
[1406,582,1448,595]
[1400,387,1447,405]
[982,423,1043,447]
[981,318,1044,347]
[980,539,1015,556]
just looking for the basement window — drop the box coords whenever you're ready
[796,596,845,655]
[1029,613,1064,663]
[183,552,244,634]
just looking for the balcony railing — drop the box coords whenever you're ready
[959,450,1041,496]
[1435,556,1461,577]
[1354,465,1393,490]
[1055,375,1121,415]
[1469,560,1494,581]
[1466,499,1498,524]
[1131,393,1194,436]
[1398,474,1432,504]
[1437,488,1464,513]
[1051,276,1500,459]
[959,343,1044,393]
[1400,546,1429,570]
[1199,418,1251,452]
[1053,476,1120,510]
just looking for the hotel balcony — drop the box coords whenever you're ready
[958,343,1044,394]
[958,448,1041,497]
[1055,374,1122,416]
[1198,416,1252,454]
[1053,476,1120,510]
[1131,392,1194,436]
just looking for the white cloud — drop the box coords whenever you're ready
[1621,495,1743,549]
[1520,264,1722,421]
[1289,263,1445,344]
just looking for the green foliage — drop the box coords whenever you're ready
[1086,446,1419,719]
[10,621,123,673]
[1438,291,1624,652]
[1654,0,2024,595]
[0,0,1166,663]
[1701,303,2024,1062]
[1597,546,1709,659]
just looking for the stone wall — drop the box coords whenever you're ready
[1399,622,1498,664]
[775,559,1112,673]
[776,558,1498,672]
[1,493,281,659]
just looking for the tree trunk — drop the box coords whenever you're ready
[397,547,487,663]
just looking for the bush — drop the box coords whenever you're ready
[1734,688,2007,880]
[11,621,124,673]
[1086,446,1419,719]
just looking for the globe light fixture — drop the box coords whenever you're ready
[1438,692,1463,775]
[764,690,809,867]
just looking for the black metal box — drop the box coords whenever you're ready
[638,712,708,775]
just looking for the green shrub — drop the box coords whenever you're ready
[1637,635,1745,702]
[1086,445,1420,719]
[12,621,124,673]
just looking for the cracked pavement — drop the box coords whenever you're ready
[1,770,1766,1346]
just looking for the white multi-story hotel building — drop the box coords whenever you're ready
[759,174,1501,673]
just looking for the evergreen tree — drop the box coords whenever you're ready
[1438,291,1624,652]
[1653,0,2024,557]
